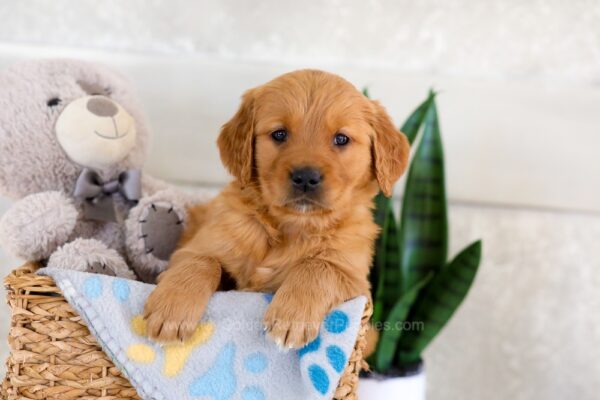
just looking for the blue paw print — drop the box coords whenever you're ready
[112,279,130,303]
[241,386,265,400]
[308,364,330,395]
[189,345,269,400]
[326,345,346,373]
[242,352,267,399]
[189,342,237,400]
[84,276,102,299]
[262,293,274,303]
[301,309,351,397]
[244,352,268,374]
[324,310,349,334]
[298,335,321,358]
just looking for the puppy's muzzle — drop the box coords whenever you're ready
[290,167,322,194]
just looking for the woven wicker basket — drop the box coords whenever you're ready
[2,263,372,400]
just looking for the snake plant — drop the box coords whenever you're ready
[366,89,482,374]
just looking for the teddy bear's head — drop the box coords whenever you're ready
[0,59,150,199]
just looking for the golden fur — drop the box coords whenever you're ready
[144,70,409,348]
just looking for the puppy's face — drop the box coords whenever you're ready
[218,70,409,219]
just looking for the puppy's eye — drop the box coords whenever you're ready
[333,133,350,146]
[271,129,288,143]
[47,98,61,107]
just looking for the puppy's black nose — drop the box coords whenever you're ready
[290,167,322,193]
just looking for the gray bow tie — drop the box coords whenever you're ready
[74,168,141,222]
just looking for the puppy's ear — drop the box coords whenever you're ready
[370,100,410,197]
[218,89,256,186]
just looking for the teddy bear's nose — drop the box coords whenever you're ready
[87,97,118,118]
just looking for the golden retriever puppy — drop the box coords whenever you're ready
[144,69,409,348]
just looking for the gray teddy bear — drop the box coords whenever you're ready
[0,59,200,282]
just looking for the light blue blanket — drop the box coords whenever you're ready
[39,268,366,400]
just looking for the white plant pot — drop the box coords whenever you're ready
[358,370,426,400]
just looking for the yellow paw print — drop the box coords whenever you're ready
[127,343,156,364]
[126,315,215,377]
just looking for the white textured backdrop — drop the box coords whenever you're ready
[1,0,599,85]
[0,2,599,399]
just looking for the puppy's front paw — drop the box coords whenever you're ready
[263,293,326,349]
[144,287,207,343]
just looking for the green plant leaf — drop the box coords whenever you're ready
[362,87,370,98]
[371,192,402,324]
[373,190,390,228]
[374,274,432,372]
[397,240,482,364]
[399,97,448,292]
[400,92,433,145]
[371,92,437,324]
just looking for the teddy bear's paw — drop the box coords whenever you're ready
[140,203,184,260]
[0,191,78,260]
[125,192,186,283]
[87,260,117,276]
[48,238,136,279]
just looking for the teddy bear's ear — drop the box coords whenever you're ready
[217,89,256,187]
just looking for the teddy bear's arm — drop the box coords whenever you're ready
[0,191,79,260]
[47,237,137,280]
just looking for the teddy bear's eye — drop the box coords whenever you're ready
[47,98,61,107]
